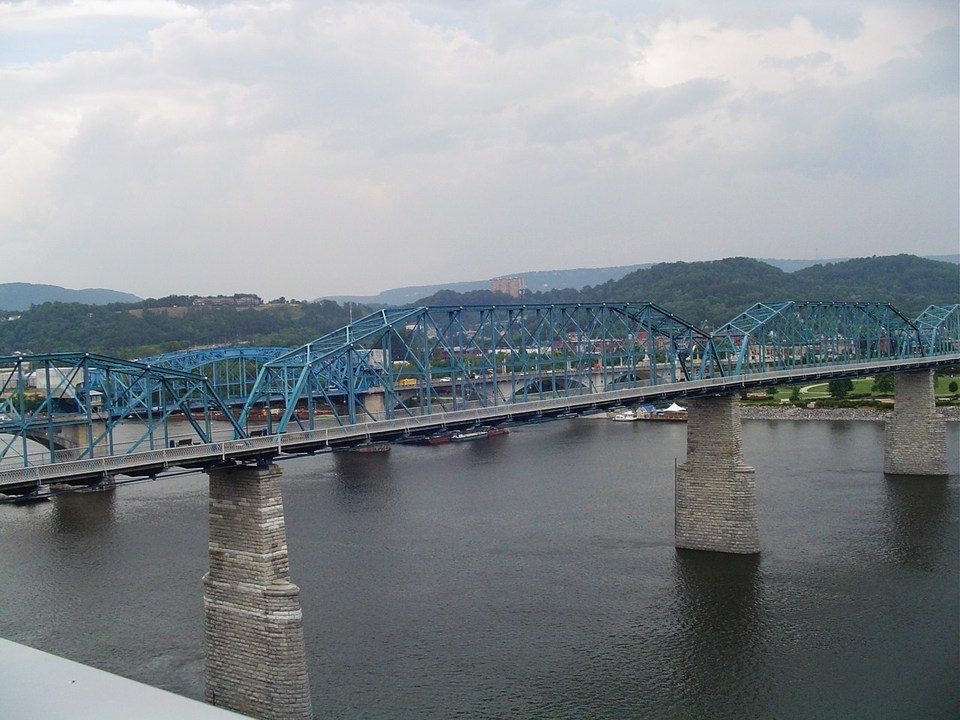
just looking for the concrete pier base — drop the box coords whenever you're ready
[884,370,948,476]
[203,462,312,720]
[675,395,760,554]
[33,419,108,458]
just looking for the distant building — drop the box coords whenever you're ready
[192,294,262,308]
[490,276,525,298]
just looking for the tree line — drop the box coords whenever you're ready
[417,255,958,328]
[1,254,956,359]
[0,300,366,359]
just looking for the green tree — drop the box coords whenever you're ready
[871,374,895,394]
[949,381,958,394]
[828,378,854,399]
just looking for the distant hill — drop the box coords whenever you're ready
[791,255,960,311]
[0,283,141,312]
[762,254,959,272]
[569,255,960,327]
[320,264,649,305]
[576,258,798,326]
[0,298,357,358]
[6,253,953,312]
[320,255,958,306]
[1,254,956,357]
[416,255,958,328]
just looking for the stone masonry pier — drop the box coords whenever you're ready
[675,395,760,554]
[884,369,948,476]
[203,462,312,720]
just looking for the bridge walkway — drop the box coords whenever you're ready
[2,354,955,494]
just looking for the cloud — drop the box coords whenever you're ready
[0,1,956,300]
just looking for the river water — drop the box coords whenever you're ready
[1,418,957,719]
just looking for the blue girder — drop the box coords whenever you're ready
[2,300,957,471]
[136,346,292,406]
[912,305,960,356]
[0,352,242,469]
[239,303,716,432]
[707,301,922,376]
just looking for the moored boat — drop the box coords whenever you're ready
[401,431,454,446]
[336,441,391,453]
[451,428,489,442]
[451,426,509,442]
[6,491,50,505]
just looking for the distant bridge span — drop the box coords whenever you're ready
[1,300,957,492]
[0,354,956,494]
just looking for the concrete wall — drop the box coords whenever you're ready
[31,419,108,457]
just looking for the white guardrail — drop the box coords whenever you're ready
[1,354,957,489]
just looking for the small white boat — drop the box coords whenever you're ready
[611,409,638,422]
[451,428,490,441]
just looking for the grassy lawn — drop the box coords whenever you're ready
[799,383,829,398]
[760,373,960,403]
[935,374,960,396]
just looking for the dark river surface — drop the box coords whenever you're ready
[1,418,958,719]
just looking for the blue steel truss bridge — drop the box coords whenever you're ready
[1,301,957,497]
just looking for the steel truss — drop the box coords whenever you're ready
[707,301,922,376]
[3,301,956,470]
[240,303,716,432]
[0,352,242,469]
[912,305,960,356]
[137,346,292,405]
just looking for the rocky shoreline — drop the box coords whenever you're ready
[738,404,960,421]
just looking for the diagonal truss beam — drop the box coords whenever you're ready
[912,304,960,356]
[137,346,292,405]
[238,303,717,433]
[4,300,956,472]
[709,301,923,376]
[0,352,242,469]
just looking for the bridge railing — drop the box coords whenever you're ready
[4,302,957,475]
[3,353,957,491]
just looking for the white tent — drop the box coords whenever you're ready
[664,402,686,413]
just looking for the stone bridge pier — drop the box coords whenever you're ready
[203,461,312,720]
[29,418,108,458]
[674,394,760,555]
[884,369,948,476]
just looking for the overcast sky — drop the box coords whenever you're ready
[1,1,957,301]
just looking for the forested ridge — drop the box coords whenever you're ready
[0,283,140,310]
[561,254,958,326]
[1,255,956,358]
[417,255,959,327]
[0,300,363,358]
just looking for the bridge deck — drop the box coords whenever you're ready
[2,355,956,493]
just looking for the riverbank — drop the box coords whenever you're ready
[739,404,960,421]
